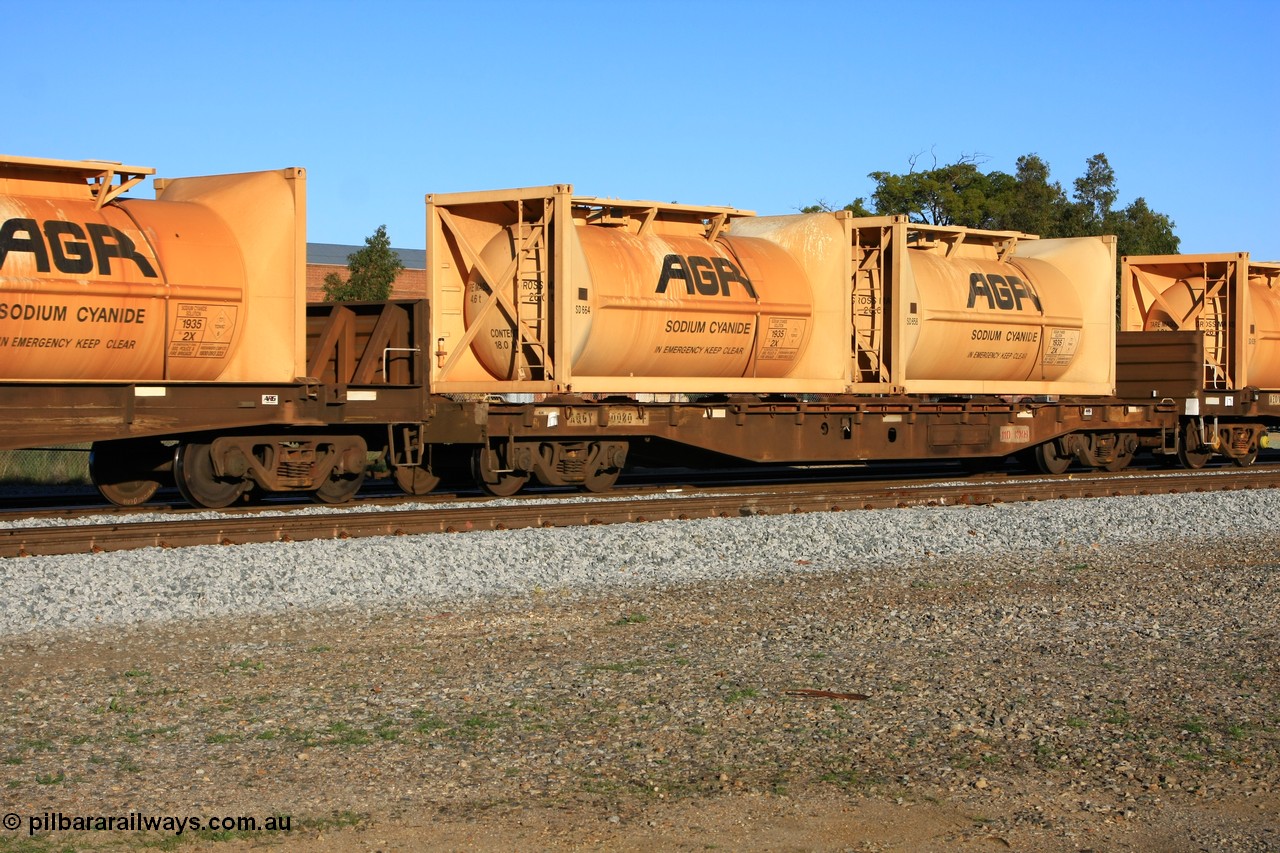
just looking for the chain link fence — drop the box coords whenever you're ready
[0,445,91,485]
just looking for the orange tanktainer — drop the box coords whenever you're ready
[1121,252,1280,390]
[0,155,306,382]
[734,212,1116,396]
[428,186,840,395]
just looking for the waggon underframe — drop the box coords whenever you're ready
[474,396,1183,466]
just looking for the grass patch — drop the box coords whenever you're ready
[279,727,320,747]
[325,721,370,746]
[299,811,365,832]
[817,768,878,789]
[222,659,264,674]
[1034,740,1059,770]
[411,712,448,734]
[587,659,650,674]
[18,739,54,752]
[461,715,501,731]
[94,696,135,716]
[205,732,242,745]
[1105,707,1131,726]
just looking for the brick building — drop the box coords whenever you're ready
[306,243,426,302]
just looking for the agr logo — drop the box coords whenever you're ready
[655,254,758,298]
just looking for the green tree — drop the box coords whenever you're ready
[322,225,405,302]
[801,198,873,216]
[1058,154,1180,257]
[867,153,996,227]
[989,154,1069,237]
[1069,153,1119,233]
[808,151,1178,256]
[1108,196,1181,259]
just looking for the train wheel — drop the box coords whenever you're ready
[1102,451,1133,472]
[174,443,250,509]
[472,448,529,497]
[315,469,366,504]
[1102,435,1136,472]
[1031,440,1072,475]
[1177,444,1213,469]
[1177,423,1213,469]
[393,466,441,496]
[95,476,159,507]
[89,440,167,507]
[582,466,620,493]
[1233,449,1258,467]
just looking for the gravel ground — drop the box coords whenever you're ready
[0,489,1279,636]
[0,492,1277,850]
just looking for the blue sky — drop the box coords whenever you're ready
[6,0,1278,258]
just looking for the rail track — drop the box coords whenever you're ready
[0,459,979,522]
[4,465,1279,558]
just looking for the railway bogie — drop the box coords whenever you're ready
[468,438,627,497]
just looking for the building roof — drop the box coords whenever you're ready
[307,242,425,269]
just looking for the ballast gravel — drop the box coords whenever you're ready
[1,490,1277,850]
[0,488,1275,636]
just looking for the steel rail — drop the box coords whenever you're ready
[3,467,1279,558]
